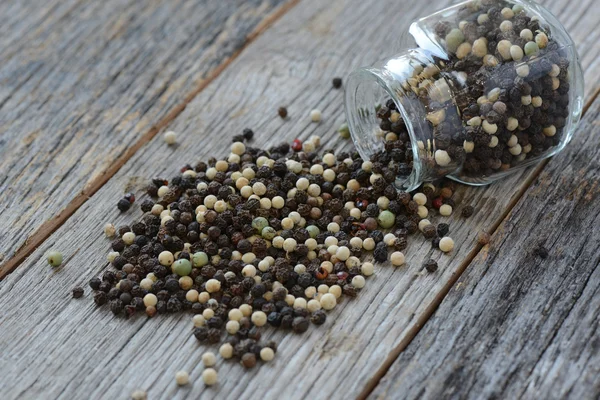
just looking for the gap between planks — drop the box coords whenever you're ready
[357,84,600,400]
[0,0,300,280]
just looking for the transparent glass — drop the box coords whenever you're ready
[345,0,584,191]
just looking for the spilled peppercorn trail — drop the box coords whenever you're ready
[89,101,465,378]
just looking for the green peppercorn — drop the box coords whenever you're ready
[192,252,209,267]
[252,217,269,234]
[47,250,63,267]
[172,259,192,276]
[261,226,276,240]
[377,210,395,229]
[338,122,350,139]
[306,225,320,238]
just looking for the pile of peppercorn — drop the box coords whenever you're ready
[90,125,467,371]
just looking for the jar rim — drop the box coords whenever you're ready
[345,67,422,192]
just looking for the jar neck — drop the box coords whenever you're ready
[345,48,462,192]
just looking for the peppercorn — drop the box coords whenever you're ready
[202,368,218,386]
[278,107,288,119]
[373,243,388,262]
[46,250,63,267]
[310,309,327,325]
[72,287,84,298]
[423,259,438,273]
[292,317,309,333]
[193,326,209,342]
[291,139,302,152]
[462,205,474,217]
[117,198,132,212]
[243,128,254,141]
[477,231,491,245]
[535,246,549,259]
[89,277,101,290]
[93,291,108,305]
[241,353,257,368]
[422,224,437,239]
[332,77,342,89]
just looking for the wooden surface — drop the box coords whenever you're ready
[371,94,600,400]
[0,0,599,399]
[0,0,291,273]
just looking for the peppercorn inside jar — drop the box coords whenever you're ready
[345,0,583,191]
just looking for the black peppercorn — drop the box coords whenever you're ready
[89,277,101,290]
[332,77,342,89]
[535,246,549,259]
[437,223,449,237]
[292,317,309,333]
[310,310,327,325]
[72,287,84,299]
[193,326,209,342]
[109,299,124,315]
[280,314,293,329]
[373,243,388,262]
[243,128,254,141]
[462,205,475,218]
[93,291,107,305]
[117,198,131,212]
[423,259,438,273]
[278,107,288,119]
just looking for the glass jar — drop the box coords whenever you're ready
[345,0,583,191]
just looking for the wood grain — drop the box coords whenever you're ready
[0,0,290,271]
[371,94,600,400]
[0,0,599,399]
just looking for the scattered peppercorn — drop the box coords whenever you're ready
[241,353,257,368]
[477,231,491,245]
[310,309,327,325]
[291,139,302,152]
[423,259,438,273]
[131,390,147,400]
[47,250,63,267]
[202,368,218,386]
[243,128,254,141]
[164,131,177,145]
[278,107,288,119]
[535,246,549,259]
[332,77,342,89]
[310,109,322,122]
[292,317,310,333]
[175,370,189,386]
[72,286,84,298]
[338,122,350,139]
[462,206,474,218]
[117,198,131,212]
[87,94,475,376]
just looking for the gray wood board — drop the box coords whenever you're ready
[1,0,599,399]
[371,98,600,400]
[0,0,289,270]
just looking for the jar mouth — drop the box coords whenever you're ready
[345,68,421,192]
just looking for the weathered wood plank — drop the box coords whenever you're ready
[370,97,600,400]
[0,0,291,270]
[0,0,599,400]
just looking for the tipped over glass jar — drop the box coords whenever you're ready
[345,0,583,191]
